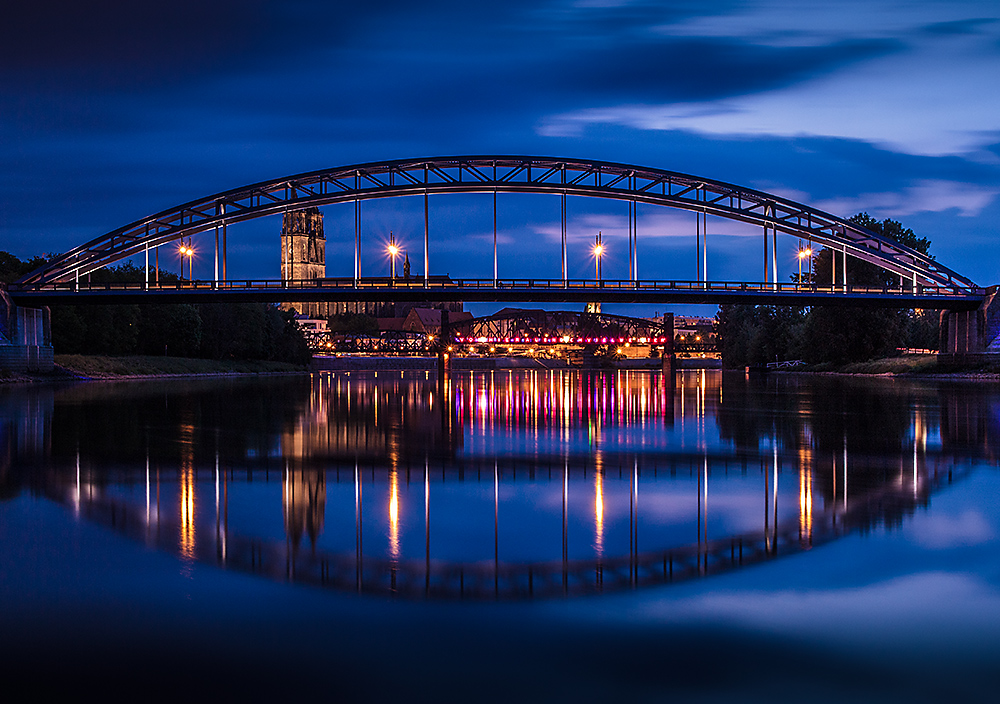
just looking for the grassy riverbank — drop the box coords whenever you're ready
[796,354,1000,376]
[54,354,308,378]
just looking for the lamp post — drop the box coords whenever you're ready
[797,244,812,283]
[178,240,194,281]
[593,231,605,282]
[387,231,400,280]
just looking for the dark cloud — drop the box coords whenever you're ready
[922,17,998,35]
[545,37,900,103]
[0,0,416,92]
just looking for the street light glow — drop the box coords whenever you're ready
[386,231,401,278]
[593,231,605,281]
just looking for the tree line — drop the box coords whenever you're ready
[716,214,941,367]
[1,255,311,364]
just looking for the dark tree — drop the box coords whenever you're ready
[0,252,309,363]
[716,305,805,368]
[716,214,940,365]
[803,213,937,361]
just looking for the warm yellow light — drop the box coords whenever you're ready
[389,469,399,561]
[797,248,812,259]
[387,244,399,257]
[180,464,195,561]
[593,244,605,257]
[595,470,604,557]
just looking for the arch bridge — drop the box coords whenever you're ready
[8,155,984,310]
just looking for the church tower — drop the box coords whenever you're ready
[280,207,326,318]
[281,207,325,282]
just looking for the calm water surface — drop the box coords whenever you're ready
[2,370,999,700]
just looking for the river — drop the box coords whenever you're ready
[1,370,998,701]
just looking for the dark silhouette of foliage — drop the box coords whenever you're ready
[717,214,941,366]
[2,252,310,363]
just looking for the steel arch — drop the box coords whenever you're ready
[18,155,978,290]
[451,308,667,343]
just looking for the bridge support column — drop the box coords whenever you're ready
[940,286,1000,363]
[0,289,53,373]
[437,309,451,380]
[660,312,675,381]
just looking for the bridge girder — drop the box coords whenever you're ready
[18,156,978,291]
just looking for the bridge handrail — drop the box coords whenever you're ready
[6,277,983,297]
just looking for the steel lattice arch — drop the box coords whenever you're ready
[17,155,979,292]
[450,308,669,345]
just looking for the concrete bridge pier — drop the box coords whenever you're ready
[661,312,675,381]
[940,286,1000,363]
[0,289,53,373]
[437,309,451,381]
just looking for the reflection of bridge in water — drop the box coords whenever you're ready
[55,452,969,600]
[15,371,995,600]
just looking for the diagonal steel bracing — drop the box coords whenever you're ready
[17,156,978,292]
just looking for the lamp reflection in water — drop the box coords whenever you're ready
[389,467,400,563]
[595,464,605,589]
[798,434,814,546]
[179,463,195,563]
[179,419,196,567]
[799,468,813,546]
[594,468,604,557]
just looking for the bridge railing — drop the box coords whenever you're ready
[5,277,984,297]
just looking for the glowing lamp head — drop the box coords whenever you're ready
[387,244,400,257]
[593,244,605,257]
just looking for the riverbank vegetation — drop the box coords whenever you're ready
[716,214,943,368]
[54,355,307,378]
[2,255,311,365]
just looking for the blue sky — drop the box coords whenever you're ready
[3,1,999,310]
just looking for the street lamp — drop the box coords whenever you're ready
[592,231,605,281]
[797,244,813,283]
[178,241,194,280]
[386,231,400,279]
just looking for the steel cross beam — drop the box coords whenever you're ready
[18,155,979,291]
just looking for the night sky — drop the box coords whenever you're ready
[3,1,999,311]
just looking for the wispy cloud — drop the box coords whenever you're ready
[541,7,1000,157]
[815,180,1000,218]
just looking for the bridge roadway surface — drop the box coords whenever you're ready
[5,277,986,309]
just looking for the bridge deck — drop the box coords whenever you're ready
[6,277,985,309]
